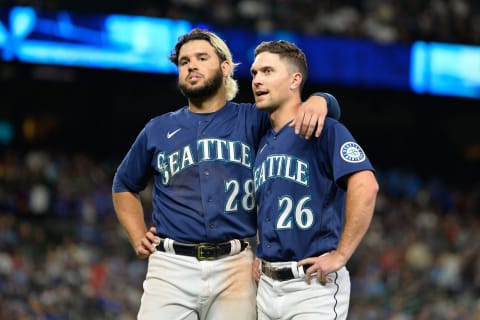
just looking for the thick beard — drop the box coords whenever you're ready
[178,69,224,101]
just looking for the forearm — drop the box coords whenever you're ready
[336,170,378,262]
[112,191,148,251]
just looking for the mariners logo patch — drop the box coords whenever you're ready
[340,142,365,163]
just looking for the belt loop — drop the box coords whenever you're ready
[290,262,299,278]
[229,239,241,255]
[163,238,175,254]
[297,264,305,278]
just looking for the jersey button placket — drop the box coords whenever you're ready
[197,121,213,227]
[270,134,277,153]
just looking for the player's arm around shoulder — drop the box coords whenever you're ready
[290,92,341,139]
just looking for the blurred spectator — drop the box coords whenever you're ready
[1,0,479,44]
[1,1,479,318]
[1,148,480,318]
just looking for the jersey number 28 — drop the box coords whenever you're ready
[224,179,256,213]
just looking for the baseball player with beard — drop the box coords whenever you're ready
[112,29,341,320]
[251,40,378,319]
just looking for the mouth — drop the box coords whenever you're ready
[254,90,268,98]
[187,73,202,82]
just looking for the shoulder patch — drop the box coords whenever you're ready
[340,142,365,163]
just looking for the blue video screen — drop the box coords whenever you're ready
[0,6,191,73]
[1,6,479,99]
[411,42,480,99]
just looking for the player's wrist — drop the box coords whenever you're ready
[333,249,350,265]
[310,92,341,120]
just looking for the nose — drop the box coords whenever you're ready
[187,62,197,71]
[252,74,262,87]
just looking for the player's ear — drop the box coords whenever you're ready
[290,72,302,90]
[221,60,231,77]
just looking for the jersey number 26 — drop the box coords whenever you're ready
[277,196,314,230]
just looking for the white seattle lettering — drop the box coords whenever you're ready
[253,154,309,190]
[156,139,252,185]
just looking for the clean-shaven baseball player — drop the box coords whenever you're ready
[251,40,379,319]
[112,29,341,320]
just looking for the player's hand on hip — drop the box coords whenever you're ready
[135,226,160,259]
[298,251,346,285]
[290,95,327,139]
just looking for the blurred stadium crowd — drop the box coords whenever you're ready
[1,0,480,319]
[1,0,479,45]
[1,150,479,319]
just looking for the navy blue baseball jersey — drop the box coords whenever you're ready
[253,117,375,262]
[113,102,268,243]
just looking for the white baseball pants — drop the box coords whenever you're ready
[257,265,350,320]
[137,248,256,320]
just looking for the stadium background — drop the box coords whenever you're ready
[1,1,480,319]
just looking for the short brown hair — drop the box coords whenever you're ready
[254,40,308,88]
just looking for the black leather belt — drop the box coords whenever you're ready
[261,262,312,281]
[157,239,248,261]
